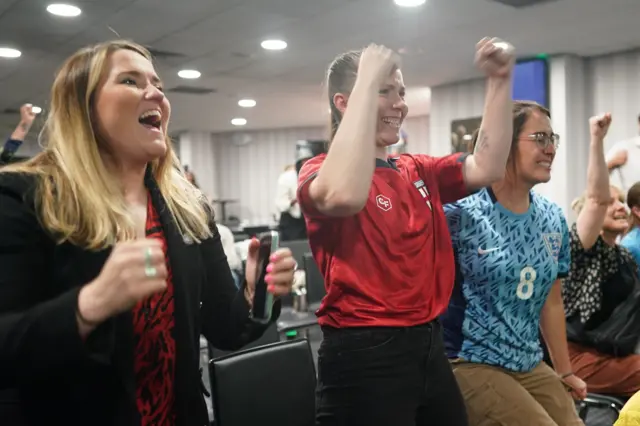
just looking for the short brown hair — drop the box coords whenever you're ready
[471,101,550,168]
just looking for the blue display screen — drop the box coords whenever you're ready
[513,59,548,107]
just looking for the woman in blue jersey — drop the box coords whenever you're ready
[440,102,607,425]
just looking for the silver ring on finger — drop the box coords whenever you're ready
[145,265,157,278]
[144,247,156,278]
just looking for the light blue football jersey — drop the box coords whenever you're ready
[441,188,570,372]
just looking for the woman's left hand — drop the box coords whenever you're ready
[562,373,588,400]
[244,238,296,300]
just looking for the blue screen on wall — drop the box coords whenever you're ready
[513,59,548,107]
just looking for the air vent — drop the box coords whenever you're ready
[489,0,559,7]
[2,108,19,114]
[167,86,216,95]
[146,48,186,60]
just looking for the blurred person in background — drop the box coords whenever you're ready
[0,103,37,165]
[0,39,296,426]
[183,164,198,188]
[275,163,305,241]
[216,222,243,288]
[275,140,327,241]
[565,116,640,399]
[183,166,243,286]
[621,182,640,274]
[605,115,640,193]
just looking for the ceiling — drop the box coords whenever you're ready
[0,0,639,137]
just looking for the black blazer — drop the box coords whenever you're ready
[0,171,280,425]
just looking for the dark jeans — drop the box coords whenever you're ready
[316,320,469,426]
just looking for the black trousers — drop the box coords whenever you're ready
[316,320,469,426]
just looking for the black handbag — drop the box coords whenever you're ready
[567,256,640,357]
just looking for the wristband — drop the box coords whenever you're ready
[560,372,574,380]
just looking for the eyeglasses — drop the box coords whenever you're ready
[520,132,560,150]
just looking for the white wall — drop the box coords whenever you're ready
[403,115,430,154]
[211,126,325,225]
[588,49,640,149]
[180,115,430,224]
[429,79,486,156]
[542,55,589,217]
[178,131,220,204]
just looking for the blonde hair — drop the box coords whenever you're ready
[0,40,211,250]
[571,185,624,215]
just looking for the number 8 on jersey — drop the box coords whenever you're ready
[516,266,536,300]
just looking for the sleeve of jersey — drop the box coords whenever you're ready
[417,153,470,205]
[296,156,326,219]
[557,215,571,279]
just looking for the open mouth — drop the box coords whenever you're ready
[139,110,162,131]
[537,161,552,170]
[381,117,401,128]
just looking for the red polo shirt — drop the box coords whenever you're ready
[298,153,468,328]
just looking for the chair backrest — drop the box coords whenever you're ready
[303,253,326,305]
[209,321,280,360]
[210,339,317,426]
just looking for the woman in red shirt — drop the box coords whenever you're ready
[298,39,516,425]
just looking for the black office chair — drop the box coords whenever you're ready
[208,321,280,360]
[576,394,624,424]
[210,339,317,426]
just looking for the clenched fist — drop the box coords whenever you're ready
[357,44,401,87]
[475,37,516,79]
[78,239,168,326]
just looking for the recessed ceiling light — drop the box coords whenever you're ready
[394,0,426,6]
[231,118,247,126]
[261,39,287,51]
[46,3,82,17]
[31,106,42,114]
[0,47,21,58]
[238,99,256,108]
[177,69,201,79]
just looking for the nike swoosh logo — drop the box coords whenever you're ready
[478,247,499,255]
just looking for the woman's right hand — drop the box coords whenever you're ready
[357,43,400,87]
[77,239,168,327]
[589,113,612,141]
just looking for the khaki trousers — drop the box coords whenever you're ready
[451,360,584,426]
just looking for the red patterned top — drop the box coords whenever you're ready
[132,195,177,425]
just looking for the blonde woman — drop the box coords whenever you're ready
[0,40,295,425]
[564,115,640,399]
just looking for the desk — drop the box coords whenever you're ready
[276,304,320,335]
[211,199,237,223]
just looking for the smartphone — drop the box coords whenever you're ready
[251,230,279,323]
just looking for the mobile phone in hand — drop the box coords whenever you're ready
[251,231,279,323]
